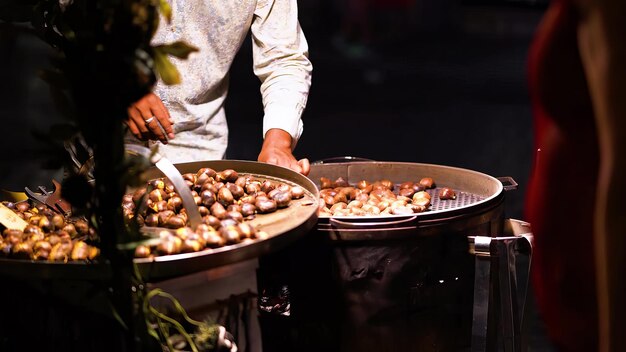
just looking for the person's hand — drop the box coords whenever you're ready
[258,129,310,176]
[126,93,175,144]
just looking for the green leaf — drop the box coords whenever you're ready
[158,0,172,24]
[154,41,199,59]
[153,47,181,85]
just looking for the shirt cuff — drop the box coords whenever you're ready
[262,103,304,149]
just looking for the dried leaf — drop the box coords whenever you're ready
[153,47,181,85]
[154,41,199,59]
[159,0,172,23]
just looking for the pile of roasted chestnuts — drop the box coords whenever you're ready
[123,167,306,258]
[318,176,456,216]
[0,201,99,262]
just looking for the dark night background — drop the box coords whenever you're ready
[225,0,544,222]
[0,0,554,350]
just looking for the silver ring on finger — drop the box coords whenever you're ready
[144,116,155,124]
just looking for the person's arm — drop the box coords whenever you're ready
[575,1,626,350]
[250,0,313,174]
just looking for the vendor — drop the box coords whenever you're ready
[124,0,312,176]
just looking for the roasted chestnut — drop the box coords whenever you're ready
[200,189,216,207]
[202,215,222,229]
[148,188,167,203]
[439,187,457,200]
[290,186,305,199]
[167,196,184,212]
[201,182,218,193]
[241,203,256,217]
[226,183,245,199]
[165,215,186,229]
[220,225,241,245]
[225,211,244,223]
[272,191,292,208]
[413,191,431,201]
[210,202,227,219]
[71,241,91,261]
[320,177,333,189]
[196,167,217,179]
[217,187,234,207]
[135,245,151,258]
[74,219,90,235]
[158,210,175,226]
[238,223,257,239]
[261,180,276,194]
[182,173,197,184]
[149,179,166,190]
[181,239,204,253]
[235,176,248,188]
[239,194,256,204]
[227,204,242,213]
[399,188,415,198]
[245,182,262,194]
[412,197,431,208]
[198,205,210,217]
[419,177,435,189]
[255,199,277,214]
[194,172,211,190]
[12,241,33,260]
[156,236,182,255]
[15,201,31,213]
[219,169,239,183]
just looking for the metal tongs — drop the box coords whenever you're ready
[125,144,202,229]
[469,219,533,352]
[24,179,72,217]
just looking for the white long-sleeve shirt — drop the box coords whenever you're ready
[146,0,312,163]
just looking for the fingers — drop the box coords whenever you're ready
[146,94,175,140]
[127,93,174,143]
[127,106,150,140]
[261,154,309,176]
[297,158,310,176]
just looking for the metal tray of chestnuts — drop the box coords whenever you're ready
[0,159,320,282]
[133,159,319,281]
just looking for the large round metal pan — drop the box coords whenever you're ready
[0,160,319,282]
[134,160,319,281]
[308,161,510,240]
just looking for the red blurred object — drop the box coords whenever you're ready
[525,1,598,351]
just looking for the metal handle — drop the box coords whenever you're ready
[125,145,202,229]
[329,215,418,228]
[469,219,533,352]
[312,156,374,165]
[497,176,518,191]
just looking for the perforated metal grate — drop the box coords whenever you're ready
[426,188,485,212]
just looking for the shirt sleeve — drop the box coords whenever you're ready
[251,0,313,149]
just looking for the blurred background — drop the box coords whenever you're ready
[1,0,555,350]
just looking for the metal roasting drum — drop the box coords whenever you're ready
[276,160,520,352]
